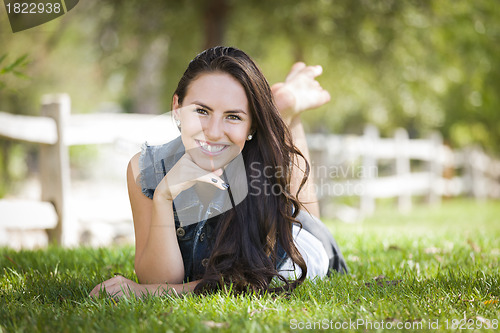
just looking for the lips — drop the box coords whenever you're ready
[196,140,229,155]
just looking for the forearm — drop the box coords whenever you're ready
[135,197,185,284]
[140,280,200,297]
[271,67,326,218]
[90,275,199,299]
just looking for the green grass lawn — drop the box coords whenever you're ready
[1,199,499,332]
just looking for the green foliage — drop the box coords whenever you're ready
[2,0,499,150]
[1,0,499,197]
[0,199,499,332]
[225,0,500,154]
[0,53,33,198]
[0,53,30,90]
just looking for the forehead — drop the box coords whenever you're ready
[184,72,249,109]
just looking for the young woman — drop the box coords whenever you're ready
[90,46,347,298]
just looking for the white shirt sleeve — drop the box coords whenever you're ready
[277,224,329,280]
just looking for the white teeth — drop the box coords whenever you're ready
[199,141,225,152]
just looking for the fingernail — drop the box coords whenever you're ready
[211,178,218,183]
[222,183,229,189]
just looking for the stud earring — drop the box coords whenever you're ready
[247,134,253,141]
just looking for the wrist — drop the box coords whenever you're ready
[153,187,174,202]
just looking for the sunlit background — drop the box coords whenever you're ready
[1,0,499,247]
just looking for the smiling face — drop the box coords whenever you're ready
[173,72,253,172]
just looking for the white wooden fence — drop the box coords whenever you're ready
[308,125,500,221]
[0,94,178,246]
[1,94,499,244]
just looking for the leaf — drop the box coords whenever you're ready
[483,299,498,305]
[3,255,19,268]
[12,70,30,79]
[2,54,29,73]
[467,239,481,252]
[0,54,7,66]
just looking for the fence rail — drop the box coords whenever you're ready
[308,125,500,221]
[0,94,177,246]
[1,94,499,244]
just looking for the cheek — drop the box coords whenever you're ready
[229,132,248,149]
[180,117,203,136]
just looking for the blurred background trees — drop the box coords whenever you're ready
[1,0,499,195]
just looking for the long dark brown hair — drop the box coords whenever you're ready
[173,46,310,294]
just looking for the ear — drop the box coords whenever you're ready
[172,94,180,118]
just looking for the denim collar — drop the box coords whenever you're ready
[140,136,248,227]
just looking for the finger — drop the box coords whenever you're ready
[303,90,331,111]
[181,155,224,178]
[312,65,323,76]
[321,90,331,103]
[196,172,228,190]
[301,65,323,79]
[271,82,285,93]
[90,284,101,297]
[90,283,108,298]
[182,158,225,181]
[111,289,123,300]
[118,285,131,299]
[166,156,228,196]
[286,62,306,81]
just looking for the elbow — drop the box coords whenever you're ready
[135,259,185,285]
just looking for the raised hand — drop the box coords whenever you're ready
[154,153,227,202]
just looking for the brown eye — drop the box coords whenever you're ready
[195,108,208,115]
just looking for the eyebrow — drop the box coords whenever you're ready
[194,101,248,115]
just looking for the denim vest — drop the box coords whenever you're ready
[139,137,289,282]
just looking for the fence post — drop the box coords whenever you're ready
[40,94,76,246]
[428,132,443,205]
[360,124,378,216]
[469,146,488,200]
[395,128,411,212]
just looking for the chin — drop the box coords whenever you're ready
[188,151,235,172]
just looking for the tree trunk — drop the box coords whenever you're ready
[203,0,229,49]
[132,37,170,114]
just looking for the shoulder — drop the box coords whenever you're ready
[136,137,185,199]
[128,152,141,185]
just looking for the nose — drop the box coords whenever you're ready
[203,115,224,141]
